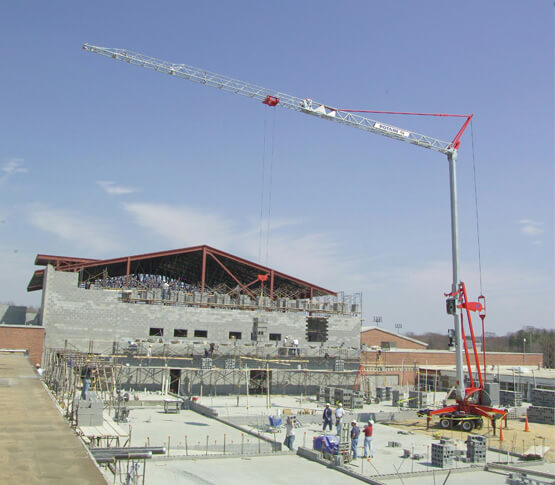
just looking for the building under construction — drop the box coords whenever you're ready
[28,245,362,360]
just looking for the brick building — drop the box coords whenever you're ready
[362,349,543,368]
[361,326,428,350]
[0,325,45,365]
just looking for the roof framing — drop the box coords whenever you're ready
[28,245,336,299]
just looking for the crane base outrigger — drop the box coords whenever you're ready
[417,282,507,434]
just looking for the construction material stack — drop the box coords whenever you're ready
[392,390,405,406]
[335,388,353,408]
[431,439,456,468]
[385,386,392,400]
[352,391,364,409]
[324,387,335,404]
[465,434,487,463]
[500,390,522,407]
[409,390,422,408]
[527,388,555,425]
[482,382,500,405]
[74,391,103,426]
[376,387,385,401]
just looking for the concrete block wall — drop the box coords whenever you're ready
[530,388,555,407]
[41,266,360,356]
[527,388,555,425]
[527,406,555,425]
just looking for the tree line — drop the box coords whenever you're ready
[406,326,554,368]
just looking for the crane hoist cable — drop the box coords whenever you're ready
[257,107,276,267]
[265,108,276,267]
[258,114,267,264]
[470,121,484,296]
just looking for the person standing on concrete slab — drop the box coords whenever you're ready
[350,420,361,460]
[147,345,152,366]
[362,420,374,458]
[80,360,95,400]
[335,403,345,435]
[284,416,296,451]
[322,403,333,431]
[162,281,169,299]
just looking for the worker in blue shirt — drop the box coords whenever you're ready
[322,403,333,431]
[350,420,361,460]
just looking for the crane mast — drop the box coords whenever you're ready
[83,43,478,406]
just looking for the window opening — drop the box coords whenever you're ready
[306,317,328,342]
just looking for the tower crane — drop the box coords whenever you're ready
[83,43,507,432]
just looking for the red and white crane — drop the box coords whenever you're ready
[83,43,507,431]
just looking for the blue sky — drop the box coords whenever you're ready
[0,1,552,335]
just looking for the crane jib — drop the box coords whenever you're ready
[82,43,454,155]
[373,122,411,138]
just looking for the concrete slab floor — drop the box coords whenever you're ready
[121,399,555,485]
[0,353,106,485]
[380,464,555,485]
[127,407,272,455]
[146,454,364,485]
[195,393,448,417]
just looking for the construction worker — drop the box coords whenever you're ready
[80,359,96,400]
[284,416,296,451]
[335,403,345,435]
[322,403,333,431]
[350,421,361,460]
[363,419,374,458]
[147,345,152,366]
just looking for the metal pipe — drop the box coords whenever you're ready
[93,452,152,463]
[90,447,166,454]
[448,150,465,402]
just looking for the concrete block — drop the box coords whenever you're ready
[531,388,555,407]
[527,405,555,425]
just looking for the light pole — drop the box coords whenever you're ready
[395,323,403,334]
[373,316,382,327]
[523,337,526,364]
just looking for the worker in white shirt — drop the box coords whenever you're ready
[335,402,345,435]
[292,338,299,355]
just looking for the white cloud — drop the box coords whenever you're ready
[0,158,28,182]
[123,202,237,248]
[27,204,121,253]
[97,180,138,195]
[362,259,554,335]
[519,219,544,237]
[122,202,362,290]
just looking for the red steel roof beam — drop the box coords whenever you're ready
[206,251,256,299]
